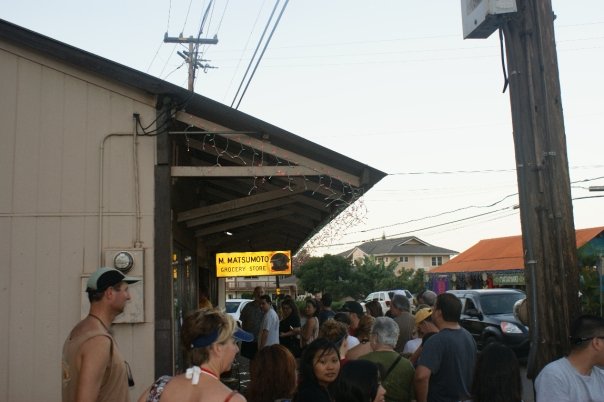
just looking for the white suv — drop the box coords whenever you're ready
[361,289,415,315]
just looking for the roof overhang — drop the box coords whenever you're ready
[0,18,387,256]
[169,110,386,253]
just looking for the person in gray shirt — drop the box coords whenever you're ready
[535,314,604,402]
[414,293,476,402]
[389,293,415,353]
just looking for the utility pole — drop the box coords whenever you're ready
[461,0,579,379]
[501,0,579,379]
[163,33,218,91]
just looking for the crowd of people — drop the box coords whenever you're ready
[62,268,604,402]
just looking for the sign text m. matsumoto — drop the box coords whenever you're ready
[215,250,291,277]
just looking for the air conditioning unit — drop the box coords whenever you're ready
[461,0,517,39]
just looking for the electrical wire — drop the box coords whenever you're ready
[234,0,290,109]
[222,0,269,103]
[307,191,601,250]
[191,0,214,91]
[230,0,281,108]
[146,0,174,73]
[181,0,194,34]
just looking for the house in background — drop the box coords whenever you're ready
[428,226,604,293]
[340,236,458,274]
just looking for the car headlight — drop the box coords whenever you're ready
[500,321,523,334]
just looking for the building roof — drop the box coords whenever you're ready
[341,236,458,258]
[430,226,604,274]
[0,18,387,254]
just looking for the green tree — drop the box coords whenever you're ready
[366,266,426,295]
[296,254,353,299]
[351,256,398,298]
[579,266,602,316]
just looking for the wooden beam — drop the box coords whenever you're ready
[292,194,332,211]
[178,187,305,222]
[204,225,308,249]
[175,111,361,186]
[287,204,323,221]
[172,165,323,178]
[282,215,316,229]
[186,197,299,228]
[194,209,292,237]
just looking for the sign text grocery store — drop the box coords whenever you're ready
[215,250,291,277]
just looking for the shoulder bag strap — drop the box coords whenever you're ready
[383,354,403,381]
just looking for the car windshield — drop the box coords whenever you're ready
[225,301,242,313]
[479,293,525,315]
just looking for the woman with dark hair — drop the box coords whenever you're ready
[137,308,252,402]
[279,298,302,357]
[246,344,297,402]
[365,300,384,318]
[294,338,341,402]
[334,360,386,402]
[300,299,319,349]
[471,342,523,402]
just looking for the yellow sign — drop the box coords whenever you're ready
[215,250,292,277]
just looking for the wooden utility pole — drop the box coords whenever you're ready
[164,33,218,91]
[501,0,579,378]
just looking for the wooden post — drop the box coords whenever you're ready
[501,0,579,378]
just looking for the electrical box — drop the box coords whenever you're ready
[78,248,146,323]
[103,248,144,276]
[461,0,517,39]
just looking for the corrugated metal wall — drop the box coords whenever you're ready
[0,42,157,401]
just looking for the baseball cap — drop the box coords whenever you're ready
[86,267,140,292]
[191,327,253,348]
[415,307,433,326]
[340,301,364,316]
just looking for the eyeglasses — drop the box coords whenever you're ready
[125,361,135,387]
[570,336,604,344]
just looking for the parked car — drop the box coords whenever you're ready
[447,289,529,357]
[361,289,416,315]
[225,298,252,325]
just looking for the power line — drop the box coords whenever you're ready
[233,0,290,109]
[222,0,267,103]
[307,192,602,251]
[181,0,194,34]
[348,173,603,235]
[230,0,282,108]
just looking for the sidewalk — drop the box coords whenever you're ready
[221,355,251,394]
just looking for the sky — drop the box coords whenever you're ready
[2,0,603,256]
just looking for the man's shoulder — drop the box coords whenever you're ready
[537,357,569,377]
[361,350,398,364]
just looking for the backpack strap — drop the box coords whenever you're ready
[383,354,403,381]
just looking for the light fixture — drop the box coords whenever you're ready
[113,251,134,273]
